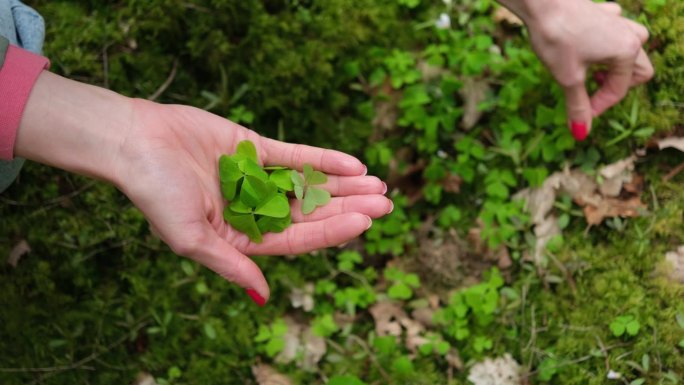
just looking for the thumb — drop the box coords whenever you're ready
[191,228,270,306]
[564,84,593,141]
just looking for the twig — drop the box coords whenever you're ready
[662,161,684,182]
[0,181,96,207]
[148,58,179,101]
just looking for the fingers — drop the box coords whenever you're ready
[260,137,366,176]
[590,40,639,117]
[597,2,622,15]
[190,226,270,305]
[564,84,593,141]
[290,194,392,223]
[320,175,387,196]
[631,48,655,85]
[243,212,372,255]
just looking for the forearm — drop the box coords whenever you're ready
[14,71,133,185]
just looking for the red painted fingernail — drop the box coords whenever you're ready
[593,71,607,86]
[245,288,266,306]
[571,121,588,141]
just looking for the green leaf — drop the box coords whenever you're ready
[203,323,217,340]
[269,169,294,191]
[225,211,262,243]
[294,185,304,200]
[303,164,327,185]
[436,341,450,355]
[242,158,269,180]
[311,314,339,337]
[388,282,412,300]
[219,155,242,200]
[372,335,397,357]
[302,187,331,214]
[676,313,684,329]
[255,193,290,218]
[236,140,258,162]
[265,338,284,357]
[630,379,646,385]
[229,200,253,214]
[240,176,271,208]
[391,356,414,375]
[625,320,640,336]
[610,321,626,337]
[537,358,558,381]
[257,215,291,234]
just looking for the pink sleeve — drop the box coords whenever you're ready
[0,44,50,160]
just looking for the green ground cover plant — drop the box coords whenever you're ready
[1,0,684,384]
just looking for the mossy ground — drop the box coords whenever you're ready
[1,1,683,384]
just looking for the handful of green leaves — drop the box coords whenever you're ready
[219,140,331,243]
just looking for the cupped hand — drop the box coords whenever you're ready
[524,0,653,140]
[113,100,392,305]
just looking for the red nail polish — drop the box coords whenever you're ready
[245,288,266,306]
[571,121,588,141]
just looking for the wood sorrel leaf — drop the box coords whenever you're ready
[241,175,271,208]
[255,193,290,218]
[257,215,291,234]
[270,169,294,191]
[219,155,242,200]
[291,169,305,187]
[236,140,258,162]
[302,186,331,215]
[230,199,252,214]
[294,185,304,200]
[303,164,327,185]
[223,209,262,243]
[242,158,269,180]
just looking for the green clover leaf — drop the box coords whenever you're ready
[302,187,331,215]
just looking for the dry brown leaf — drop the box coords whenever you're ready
[252,364,293,385]
[290,283,314,312]
[443,172,463,194]
[583,196,646,225]
[418,59,449,82]
[467,354,522,385]
[460,78,490,131]
[657,137,684,152]
[493,7,523,26]
[370,301,427,354]
[7,239,30,267]
[446,350,464,370]
[301,328,327,371]
[664,245,684,284]
[599,155,636,197]
[276,317,302,365]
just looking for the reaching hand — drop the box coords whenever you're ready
[518,0,654,140]
[112,100,392,305]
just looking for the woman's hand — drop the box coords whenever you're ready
[499,0,654,140]
[16,72,392,305]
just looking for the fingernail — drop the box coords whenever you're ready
[362,165,368,176]
[570,121,588,141]
[245,288,266,306]
[387,200,394,214]
[365,215,373,230]
[382,182,388,195]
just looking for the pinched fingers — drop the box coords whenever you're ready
[260,137,366,176]
[319,175,387,196]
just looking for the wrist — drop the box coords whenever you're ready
[15,71,134,186]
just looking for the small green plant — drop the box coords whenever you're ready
[290,164,331,215]
[254,318,288,357]
[610,315,641,337]
[219,140,330,242]
[384,267,421,300]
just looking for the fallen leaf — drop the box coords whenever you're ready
[493,6,523,26]
[252,363,293,385]
[583,196,646,225]
[442,172,463,194]
[290,283,314,312]
[301,328,327,371]
[446,350,464,371]
[275,317,302,365]
[369,301,427,354]
[657,137,684,152]
[467,354,522,385]
[7,239,30,267]
[599,155,636,197]
[460,78,490,131]
[133,372,158,385]
[664,245,684,284]
[418,59,449,82]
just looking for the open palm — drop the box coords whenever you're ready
[114,101,392,304]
